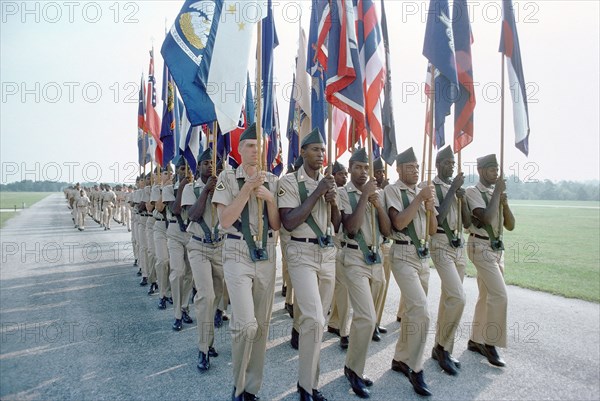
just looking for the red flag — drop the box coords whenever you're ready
[145,48,163,164]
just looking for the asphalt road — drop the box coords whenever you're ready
[1,194,598,401]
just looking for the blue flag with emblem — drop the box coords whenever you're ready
[160,60,176,166]
[161,0,222,126]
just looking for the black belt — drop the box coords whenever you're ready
[436,228,446,234]
[169,219,177,223]
[343,243,359,250]
[140,213,150,217]
[227,232,273,241]
[395,240,415,245]
[192,235,223,244]
[470,233,490,240]
[154,218,165,222]
[290,236,319,244]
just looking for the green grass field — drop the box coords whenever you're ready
[0,192,53,227]
[464,200,600,302]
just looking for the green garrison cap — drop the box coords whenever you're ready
[436,145,454,163]
[300,127,325,148]
[477,154,499,168]
[294,156,304,170]
[175,156,186,168]
[395,147,417,164]
[349,147,368,164]
[198,148,213,163]
[239,123,257,142]
[373,157,385,171]
[332,161,345,174]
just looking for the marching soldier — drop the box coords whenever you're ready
[152,166,173,309]
[181,148,223,371]
[278,128,341,401]
[130,178,142,273]
[165,158,194,331]
[145,171,159,294]
[137,176,151,286]
[103,185,117,230]
[327,161,350,350]
[212,123,281,401]
[75,189,90,231]
[385,147,437,397]
[339,148,392,398]
[427,146,471,375]
[465,154,515,367]
[373,157,392,338]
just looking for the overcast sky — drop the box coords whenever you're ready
[1,0,599,185]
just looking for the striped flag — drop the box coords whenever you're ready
[453,0,476,152]
[500,0,530,155]
[423,0,459,149]
[355,0,385,147]
[379,0,398,164]
[145,48,163,164]
[137,74,149,166]
[325,0,366,137]
[307,0,329,146]
[332,107,349,159]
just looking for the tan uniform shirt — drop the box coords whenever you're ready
[212,167,278,237]
[277,165,336,238]
[338,182,385,247]
[384,180,431,241]
[419,176,460,231]
[182,180,219,238]
[466,182,501,237]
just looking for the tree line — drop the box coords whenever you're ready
[0,178,598,201]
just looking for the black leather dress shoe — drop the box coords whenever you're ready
[214,309,223,328]
[377,324,388,334]
[281,284,287,297]
[244,392,260,401]
[311,389,327,401]
[327,326,340,336]
[340,336,349,349]
[172,319,183,331]
[208,346,218,357]
[232,387,244,401]
[197,351,210,371]
[431,344,458,376]
[363,376,373,387]
[297,384,313,401]
[431,344,461,369]
[158,297,167,310]
[391,359,411,377]
[409,370,432,396]
[135,266,140,274]
[371,329,381,342]
[467,339,484,355]
[147,283,158,295]
[139,277,148,286]
[285,303,294,318]
[181,311,193,324]
[344,366,370,398]
[291,327,299,350]
[482,344,506,367]
[396,316,402,323]
[167,297,173,304]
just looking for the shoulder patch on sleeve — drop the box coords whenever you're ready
[216,182,226,191]
[278,188,286,197]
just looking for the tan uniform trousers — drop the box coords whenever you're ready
[167,224,193,319]
[222,238,276,397]
[95,201,102,222]
[281,243,294,306]
[430,234,466,352]
[137,216,149,278]
[146,217,157,283]
[328,247,350,336]
[76,207,87,229]
[467,235,507,347]
[122,205,131,230]
[390,243,430,372]
[131,213,139,260]
[344,247,384,376]
[103,205,114,228]
[153,220,171,298]
[375,241,392,324]
[187,237,224,353]
[285,242,336,391]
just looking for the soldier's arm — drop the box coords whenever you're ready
[388,191,426,231]
[501,194,515,231]
[280,178,331,232]
[216,183,253,229]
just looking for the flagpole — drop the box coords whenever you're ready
[499,53,506,237]
[256,20,264,245]
[351,118,356,153]
[457,149,462,234]
[326,103,333,236]
[421,85,431,183]
[425,63,435,245]
[211,122,218,229]
[367,132,376,248]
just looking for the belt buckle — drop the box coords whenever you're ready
[491,239,504,251]
[250,247,268,262]
[450,237,463,248]
[365,246,381,265]
[416,239,429,259]
[318,235,334,248]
